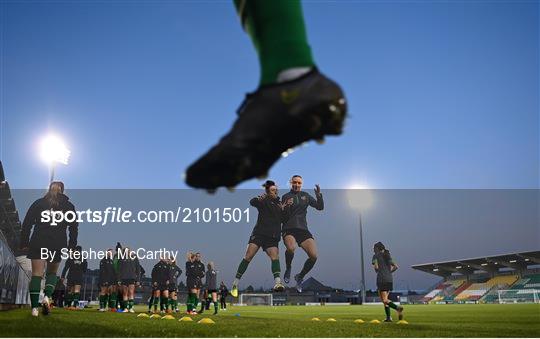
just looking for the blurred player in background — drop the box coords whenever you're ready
[61,245,87,310]
[150,256,170,314]
[98,249,115,312]
[168,259,182,313]
[219,282,229,310]
[118,247,142,313]
[372,242,404,322]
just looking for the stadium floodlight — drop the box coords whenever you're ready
[39,134,71,183]
[346,183,373,306]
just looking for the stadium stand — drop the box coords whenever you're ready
[0,161,30,308]
[413,251,540,304]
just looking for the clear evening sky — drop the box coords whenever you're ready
[1,1,538,290]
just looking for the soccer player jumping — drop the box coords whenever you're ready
[231,180,286,297]
[281,175,323,292]
[185,0,347,189]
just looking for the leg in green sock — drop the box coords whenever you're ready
[148,296,154,311]
[384,305,391,319]
[153,295,159,312]
[234,0,315,85]
[213,301,218,314]
[44,273,58,298]
[388,301,398,310]
[109,293,117,309]
[29,276,42,308]
[235,259,251,280]
[73,292,80,308]
[271,259,281,278]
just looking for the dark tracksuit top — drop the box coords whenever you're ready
[61,258,88,282]
[20,194,78,250]
[219,285,228,298]
[372,252,395,285]
[205,269,217,291]
[168,263,182,287]
[186,260,205,286]
[151,261,169,284]
[118,256,142,282]
[99,257,116,284]
[281,190,324,231]
[249,195,283,239]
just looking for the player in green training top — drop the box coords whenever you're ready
[185,0,347,190]
[231,180,285,298]
[372,242,404,322]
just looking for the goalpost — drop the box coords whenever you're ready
[239,293,273,306]
[497,289,539,304]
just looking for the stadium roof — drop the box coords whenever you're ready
[412,250,540,277]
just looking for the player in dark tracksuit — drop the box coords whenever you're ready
[98,249,116,311]
[281,175,323,292]
[231,180,285,298]
[150,257,170,314]
[219,282,229,310]
[118,248,142,313]
[61,246,88,310]
[20,181,78,317]
[185,252,205,314]
[204,262,219,315]
[168,260,182,313]
[372,241,404,322]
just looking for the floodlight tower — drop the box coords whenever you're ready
[39,134,71,184]
[346,185,373,304]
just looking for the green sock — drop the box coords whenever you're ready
[188,293,194,311]
[73,292,80,308]
[214,301,218,313]
[44,273,57,298]
[194,297,199,311]
[234,0,315,85]
[121,299,127,309]
[153,296,159,311]
[99,295,105,308]
[148,296,154,310]
[173,299,178,310]
[128,299,134,310]
[388,301,398,310]
[160,296,168,311]
[109,293,117,309]
[235,259,250,279]
[384,305,391,319]
[29,276,42,308]
[271,259,281,278]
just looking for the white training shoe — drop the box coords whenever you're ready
[123,308,129,313]
[31,308,39,317]
[42,296,51,315]
[129,309,135,313]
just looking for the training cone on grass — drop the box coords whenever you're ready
[179,316,193,322]
[370,319,381,324]
[137,313,150,318]
[161,315,175,320]
[150,314,161,319]
[326,318,337,322]
[198,318,215,324]
[311,317,321,321]
[354,319,364,324]
[397,320,409,325]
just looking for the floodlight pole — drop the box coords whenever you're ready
[359,212,366,304]
[49,164,56,184]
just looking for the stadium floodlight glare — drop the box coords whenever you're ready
[346,182,373,306]
[39,134,71,183]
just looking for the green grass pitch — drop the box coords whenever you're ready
[1,304,539,337]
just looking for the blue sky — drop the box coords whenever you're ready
[1,1,539,289]
[1,0,538,189]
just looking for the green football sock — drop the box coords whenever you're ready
[109,293,117,309]
[148,296,154,310]
[121,299,127,309]
[388,301,398,310]
[384,305,391,319]
[214,301,218,313]
[29,276,42,308]
[73,292,80,308]
[234,0,315,85]
[128,299,134,310]
[235,259,250,279]
[298,257,317,279]
[99,295,106,308]
[271,259,281,278]
[153,296,159,311]
[160,296,168,311]
[66,292,72,307]
[44,273,58,298]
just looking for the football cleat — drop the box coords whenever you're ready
[42,296,51,316]
[384,318,393,323]
[284,268,291,284]
[231,284,239,298]
[129,309,135,313]
[185,68,347,189]
[273,282,285,292]
[294,274,303,293]
[31,308,39,317]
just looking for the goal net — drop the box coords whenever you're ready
[497,289,539,304]
[239,293,273,306]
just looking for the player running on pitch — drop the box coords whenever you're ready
[185,0,347,190]
[61,245,87,310]
[281,175,323,292]
[372,242,404,322]
[231,180,285,297]
[98,249,116,312]
[20,181,78,317]
[168,259,182,313]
